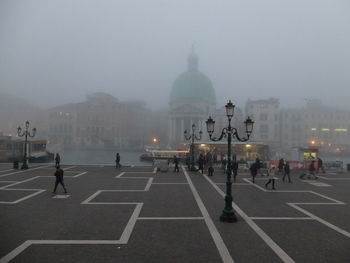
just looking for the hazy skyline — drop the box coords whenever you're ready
[1,0,349,110]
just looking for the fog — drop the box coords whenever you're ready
[1,0,349,110]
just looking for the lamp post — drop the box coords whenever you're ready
[184,124,202,171]
[17,121,36,170]
[206,100,254,222]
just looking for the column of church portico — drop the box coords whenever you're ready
[177,118,182,143]
[173,118,177,144]
[168,118,172,146]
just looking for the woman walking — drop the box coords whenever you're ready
[265,166,277,190]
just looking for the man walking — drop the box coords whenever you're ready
[250,162,258,184]
[283,161,292,183]
[255,157,262,176]
[278,158,284,175]
[232,159,238,182]
[198,154,204,174]
[55,153,61,168]
[173,155,179,173]
[317,157,325,174]
[115,153,121,168]
[52,165,67,194]
[309,160,317,179]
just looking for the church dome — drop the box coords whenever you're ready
[169,49,216,105]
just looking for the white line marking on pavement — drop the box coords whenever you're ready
[0,176,41,189]
[116,172,125,178]
[119,203,143,243]
[0,189,46,204]
[72,172,87,178]
[0,165,49,178]
[138,217,204,220]
[242,177,350,239]
[0,169,14,173]
[0,203,143,263]
[63,166,76,171]
[182,166,234,263]
[250,217,314,220]
[152,183,188,185]
[288,203,350,238]
[52,195,70,199]
[144,177,153,191]
[307,182,332,187]
[204,173,295,263]
[216,183,250,186]
[318,176,350,180]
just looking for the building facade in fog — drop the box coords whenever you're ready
[168,48,216,147]
[48,93,152,150]
[280,99,350,157]
[245,98,280,151]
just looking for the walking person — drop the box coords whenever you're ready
[55,153,61,168]
[232,159,238,182]
[198,154,204,174]
[208,166,214,176]
[278,158,284,175]
[316,157,325,174]
[265,166,277,190]
[115,153,121,168]
[173,155,179,173]
[186,154,191,170]
[222,157,227,172]
[255,157,262,176]
[250,162,258,184]
[283,161,292,183]
[52,165,67,194]
[308,160,317,179]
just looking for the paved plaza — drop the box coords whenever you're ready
[0,163,349,262]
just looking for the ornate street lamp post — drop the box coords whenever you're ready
[206,100,254,222]
[17,121,36,170]
[184,124,202,171]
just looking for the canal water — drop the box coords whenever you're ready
[55,149,151,166]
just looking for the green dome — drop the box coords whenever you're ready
[169,71,216,104]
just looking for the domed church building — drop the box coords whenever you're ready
[168,48,216,147]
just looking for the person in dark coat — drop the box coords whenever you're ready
[283,161,292,183]
[52,165,67,194]
[255,157,262,176]
[173,155,179,173]
[198,154,204,174]
[186,155,191,170]
[309,160,317,179]
[222,158,227,172]
[208,166,214,176]
[55,153,61,168]
[250,162,258,184]
[115,153,121,168]
[232,160,239,182]
[278,158,284,174]
[316,157,325,174]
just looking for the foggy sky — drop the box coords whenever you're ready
[1,0,349,110]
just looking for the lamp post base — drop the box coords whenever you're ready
[220,209,237,223]
[21,163,28,170]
